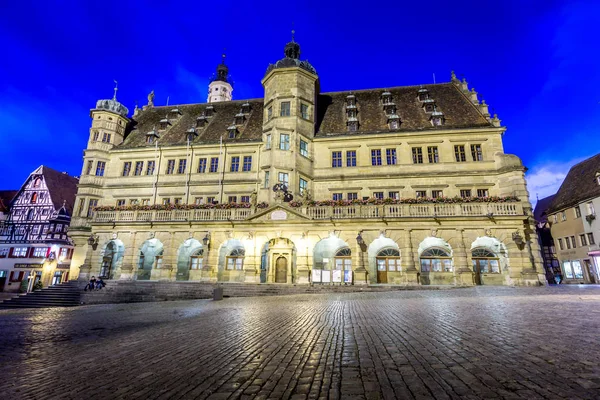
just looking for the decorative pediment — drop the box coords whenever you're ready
[246,204,311,222]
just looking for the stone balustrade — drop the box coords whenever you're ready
[93,202,523,224]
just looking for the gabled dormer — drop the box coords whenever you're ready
[418,87,429,101]
[146,127,160,144]
[169,108,182,121]
[234,113,246,125]
[205,105,215,117]
[159,116,171,130]
[227,124,238,139]
[186,127,198,142]
[430,108,445,127]
[241,102,251,114]
[196,115,209,128]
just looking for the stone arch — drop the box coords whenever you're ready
[136,238,164,280]
[470,236,510,285]
[98,239,125,280]
[418,237,453,284]
[176,238,204,281]
[313,234,351,270]
[367,235,400,283]
[217,239,245,281]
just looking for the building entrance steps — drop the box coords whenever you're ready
[0,280,81,309]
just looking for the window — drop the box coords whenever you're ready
[346,150,356,167]
[420,248,453,272]
[197,158,207,173]
[226,248,245,270]
[177,159,186,174]
[566,237,571,249]
[477,189,489,198]
[129,199,138,205]
[207,197,215,204]
[241,195,250,203]
[454,145,466,162]
[33,247,47,258]
[300,140,308,157]
[386,148,397,165]
[376,248,401,273]
[416,191,427,198]
[279,134,290,150]
[412,147,423,164]
[265,134,272,150]
[13,247,27,257]
[264,171,270,188]
[580,234,587,246]
[30,193,38,204]
[210,157,219,173]
[116,199,126,207]
[146,161,155,175]
[553,214,558,223]
[86,160,93,175]
[347,192,358,200]
[166,160,175,174]
[472,248,500,273]
[563,260,584,279]
[373,192,384,199]
[95,161,106,176]
[570,236,577,248]
[347,121,358,132]
[190,249,204,270]
[432,190,443,199]
[194,197,204,205]
[87,199,98,218]
[228,196,237,203]
[588,233,595,244]
[301,103,309,119]
[146,136,155,144]
[334,248,352,271]
[230,156,240,172]
[280,101,291,117]
[332,151,342,168]
[575,206,581,218]
[332,193,343,201]
[371,149,382,166]
[389,119,399,129]
[558,238,564,250]
[460,189,472,198]
[471,144,483,161]
[134,161,144,176]
[59,248,68,259]
[93,131,99,141]
[561,211,567,221]
[299,178,308,195]
[427,146,439,163]
[389,191,399,199]
[162,198,171,205]
[267,106,272,121]
[142,199,150,205]
[587,202,595,216]
[241,156,252,172]
[174,198,182,205]
[77,198,85,216]
[102,132,111,143]
[122,162,132,176]
[278,172,289,185]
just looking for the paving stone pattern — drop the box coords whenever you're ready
[1,286,600,399]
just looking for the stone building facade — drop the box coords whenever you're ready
[68,39,545,287]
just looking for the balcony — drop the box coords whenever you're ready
[70,217,92,230]
[93,202,524,224]
[79,175,105,186]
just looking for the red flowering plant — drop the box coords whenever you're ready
[284,195,520,208]
[94,202,266,212]
[256,201,269,209]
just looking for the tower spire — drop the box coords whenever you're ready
[113,80,118,100]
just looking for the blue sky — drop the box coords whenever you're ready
[1,0,599,203]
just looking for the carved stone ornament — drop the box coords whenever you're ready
[149,232,155,239]
[431,229,438,238]
[485,228,493,237]
[111,233,118,240]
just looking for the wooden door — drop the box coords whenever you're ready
[275,256,287,283]
[473,260,483,285]
[376,258,387,283]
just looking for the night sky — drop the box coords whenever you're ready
[1,0,599,204]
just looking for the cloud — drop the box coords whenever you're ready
[526,157,589,208]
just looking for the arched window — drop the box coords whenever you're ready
[26,209,34,220]
[334,247,352,270]
[420,247,452,272]
[31,192,38,203]
[472,248,500,274]
[227,248,245,270]
[189,249,204,270]
[33,178,41,188]
[154,250,164,269]
[376,248,401,273]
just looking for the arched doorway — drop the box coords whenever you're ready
[98,239,125,280]
[376,248,400,283]
[176,238,203,281]
[100,242,115,279]
[313,235,352,284]
[420,247,453,285]
[275,256,287,283]
[136,238,164,280]
[472,248,500,285]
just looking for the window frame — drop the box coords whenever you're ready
[386,148,397,165]
[230,156,240,172]
[280,101,291,117]
[300,140,308,157]
[454,145,467,162]
[332,151,342,168]
[166,159,175,175]
[242,156,252,172]
[427,146,439,163]
[371,149,382,166]
[279,133,290,150]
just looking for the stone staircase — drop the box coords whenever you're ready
[0,281,82,309]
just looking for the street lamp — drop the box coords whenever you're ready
[202,232,211,249]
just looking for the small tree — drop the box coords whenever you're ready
[33,281,43,291]
[18,279,28,293]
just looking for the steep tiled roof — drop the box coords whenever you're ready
[26,166,79,215]
[0,190,17,213]
[122,82,492,148]
[548,154,600,213]
[534,194,556,222]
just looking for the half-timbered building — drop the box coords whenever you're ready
[0,166,78,292]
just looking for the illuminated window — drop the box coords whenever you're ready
[300,140,308,157]
[226,248,245,270]
[420,248,452,272]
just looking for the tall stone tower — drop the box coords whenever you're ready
[261,33,319,201]
[208,55,233,103]
[69,84,129,279]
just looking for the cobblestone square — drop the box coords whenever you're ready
[1,286,600,399]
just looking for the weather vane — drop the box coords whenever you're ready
[113,80,118,100]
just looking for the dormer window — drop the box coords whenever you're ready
[430,110,445,127]
[227,124,238,139]
[235,113,245,125]
[381,91,393,105]
[196,115,208,128]
[146,129,160,144]
[388,114,401,130]
[159,118,170,130]
[418,87,429,101]
[383,104,396,115]
[169,108,182,119]
[422,99,436,113]
[241,102,251,114]
[346,108,357,119]
[205,105,215,117]
[186,127,198,142]
[346,94,356,107]
[347,119,359,132]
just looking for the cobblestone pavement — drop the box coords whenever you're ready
[1,286,600,400]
